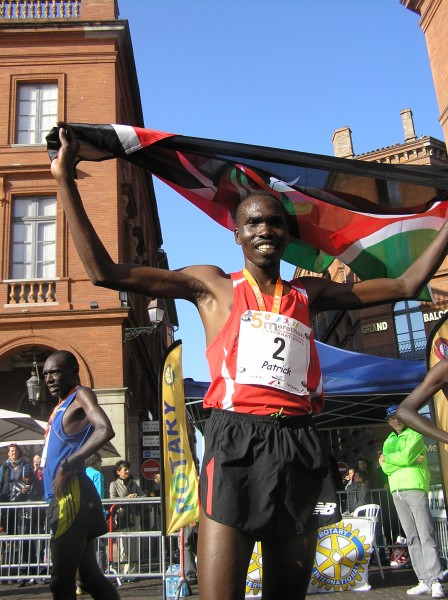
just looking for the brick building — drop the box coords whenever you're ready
[315,0,448,360]
[308,108,448,360]
[311,108,448,472]
[401,0,448,145]
[301,0,448,468]
[0,0,177,480]
[308,0,448,364]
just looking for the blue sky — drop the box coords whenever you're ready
[117,1,443,382]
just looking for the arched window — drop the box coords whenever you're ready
[393,300,426,359]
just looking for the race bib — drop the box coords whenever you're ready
[235,310,310,395]
[40,430,49,467]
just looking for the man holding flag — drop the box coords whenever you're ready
[50,124,448,600]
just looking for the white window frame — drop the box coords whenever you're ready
[15,82,58,144]
[10,196,57,280]
[394,300,426,358]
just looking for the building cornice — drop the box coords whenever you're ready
[400,0,443,33]
[354,135,447,164]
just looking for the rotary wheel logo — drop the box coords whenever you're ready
[163,364,176,387]
[434,337,448,361]
[245,542,262,596]
[310,522,371,591]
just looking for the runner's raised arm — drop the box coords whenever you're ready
[397,358,448,445]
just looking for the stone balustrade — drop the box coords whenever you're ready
[0,0,81,19]
[6,279,57,304]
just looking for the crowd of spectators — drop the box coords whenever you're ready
[0,445,45,586]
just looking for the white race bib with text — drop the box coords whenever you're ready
[235,310,310,395]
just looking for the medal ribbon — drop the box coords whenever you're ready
[243,268,283,314]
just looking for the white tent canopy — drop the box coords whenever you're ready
[0,409,46,444]
[0,409,119,457]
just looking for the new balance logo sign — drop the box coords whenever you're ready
[313,502,337,516]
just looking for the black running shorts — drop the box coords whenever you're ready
[200,409,334,540]
[47,472,107,541]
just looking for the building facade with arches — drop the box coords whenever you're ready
[0,0,177,481]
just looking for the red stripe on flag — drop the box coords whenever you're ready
[133,127,174,148]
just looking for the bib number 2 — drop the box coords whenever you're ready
[235,310,311,395]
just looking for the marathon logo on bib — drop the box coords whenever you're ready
[236,310,311,396]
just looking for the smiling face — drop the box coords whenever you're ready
[234,194,289,271]
[7,445,21,461]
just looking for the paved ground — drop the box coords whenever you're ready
[0,566,440,598]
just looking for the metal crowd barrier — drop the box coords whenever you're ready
[434,519,448,561]
[337,488,405,559]
[0,499,50,582]
[0,497,183,585]
[337,486,448,563]
[2,489,447,584]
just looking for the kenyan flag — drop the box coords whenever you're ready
[47,123,448,297]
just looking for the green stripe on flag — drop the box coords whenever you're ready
[348,229,437,300]
[283,239,334,273]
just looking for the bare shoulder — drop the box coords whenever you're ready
[177,264,232,299]
[291,275,328,303]
[61,386,102,434]
[75,385,98,403]
[290,275,320,289]
[68,386,100,417]
[178,264,230,280]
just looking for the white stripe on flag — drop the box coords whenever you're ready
[337,213,445,265]
[111,124,142,155]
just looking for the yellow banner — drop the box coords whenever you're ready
[161,341,199,535]
[427,312,448,507]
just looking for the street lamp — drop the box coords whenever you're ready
[124,299,166,341]
[26,361,41,404]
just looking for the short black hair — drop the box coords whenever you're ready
[235,191,288,227]
[85,452,102,467]
[46,350,79,373]
[113,459,131,478]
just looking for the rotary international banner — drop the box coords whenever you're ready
[244,517,374,597]
[245,542,263,598]
[160,340,199,535]
[308,517,374,593]
[426,312,448,507]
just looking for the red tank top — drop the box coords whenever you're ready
[203,271,324,416]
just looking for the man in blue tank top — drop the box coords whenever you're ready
[41,350,120,600]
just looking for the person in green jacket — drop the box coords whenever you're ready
[379,405,444,598]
